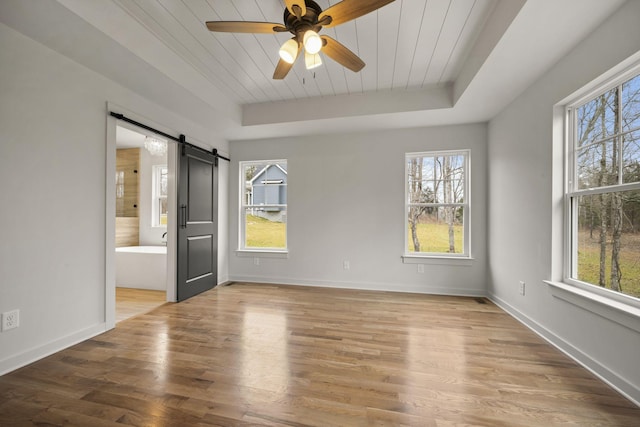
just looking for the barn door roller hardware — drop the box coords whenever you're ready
[109,112,229,162]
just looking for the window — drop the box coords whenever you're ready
[152,164,168,227]
[566,69,640,301]
[240,160,287,251]
[405,150,470,257]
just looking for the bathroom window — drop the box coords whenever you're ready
[152,165,168,227]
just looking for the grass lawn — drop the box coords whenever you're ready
[246,214,286,248]
[247,216,463,253]
[577,230,640,299]
[407,222,463,254]
[245,217,640,299]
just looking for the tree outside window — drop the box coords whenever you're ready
[405,151,469,256]
[568,71,640,299]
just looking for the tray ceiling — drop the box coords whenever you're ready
[0,0,628,140]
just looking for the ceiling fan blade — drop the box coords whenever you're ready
[206,21,287,33]
[319,0,395,28]
[273,59,295,80]
[320,36,365,72]
[284,0,306,19]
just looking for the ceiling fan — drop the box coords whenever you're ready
[206,0,395,79]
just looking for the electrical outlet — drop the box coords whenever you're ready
[2,309,20,331]
[417,264,424,273]
[254,257,260,266]
[343,260,350,270]
[519,281,526,296]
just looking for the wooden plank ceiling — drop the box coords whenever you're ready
[113,0,496,105]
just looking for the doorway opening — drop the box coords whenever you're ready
[112,123,176,322]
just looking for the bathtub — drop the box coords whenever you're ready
[115,246,167,291]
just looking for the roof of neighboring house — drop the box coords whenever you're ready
[249,163,287,185]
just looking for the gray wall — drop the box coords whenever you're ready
[229,124,488,295]
[0,23,229,374]
[488,0,640,404]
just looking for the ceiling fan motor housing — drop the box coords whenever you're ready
[284,0,324,39]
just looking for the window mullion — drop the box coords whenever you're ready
[568,107,576,193]
[569,195,577,279]
[617,84,623,185]
[569,181,640,197]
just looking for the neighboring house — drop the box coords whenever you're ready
[247,163,287,222]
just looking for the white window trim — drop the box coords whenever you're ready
[401,255,474,266]
[403,149,471,260]
[239,159,288,253]
[546,280,640,333]
[558,58,640,319]
[235,249,289,258]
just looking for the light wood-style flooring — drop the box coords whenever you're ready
[116,287,166,323]
[1,283,638,426]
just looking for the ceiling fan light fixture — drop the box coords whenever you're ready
[303,30,322,54]
[279,39,299,64]
[305,51,322,70]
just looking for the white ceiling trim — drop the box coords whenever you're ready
[243,83,452,126]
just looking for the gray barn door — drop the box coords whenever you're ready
[177,144,218,302]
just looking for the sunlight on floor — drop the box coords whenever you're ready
[116,287,166,323]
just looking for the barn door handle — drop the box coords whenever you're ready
[181,204,187,228]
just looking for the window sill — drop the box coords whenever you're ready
[402,255,474,266]
[236,249,289,259]
[545,280,640,333]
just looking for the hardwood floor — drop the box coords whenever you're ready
[1,283,638,426]
[116,287,166,323]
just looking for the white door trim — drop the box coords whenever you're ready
[105,104,178,330]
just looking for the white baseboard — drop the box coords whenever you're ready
[489,294,640,407]
[0,323,107,376]
[228,274,485,297]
